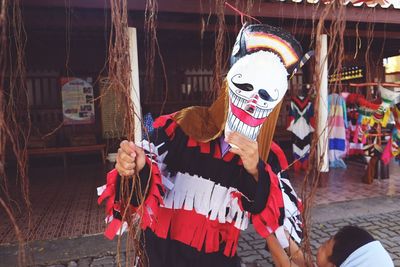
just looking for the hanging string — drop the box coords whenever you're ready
[224,2,261,25]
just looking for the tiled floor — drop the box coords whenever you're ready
[0,160,107,244]
[0,157,399,244]
[289,159,400,205]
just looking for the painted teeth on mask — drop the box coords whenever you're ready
[242,124,248,137]
[250,128,255,140]
[233,116,239,129]
[228,114,234,129]
[246,125,251,138]
[246,125,253,138]
[238,98,244,109]
[257,107,265,119]
[262,109,268,118]
[233,94,238,106]
[237,120,244,133]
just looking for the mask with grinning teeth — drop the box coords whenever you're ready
[225,24,303,141]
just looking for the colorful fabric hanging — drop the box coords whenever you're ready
[142,112,155,140]
[370,86,400,127]
[287,95,314,171]
[346,93,380,156]
[328,93,348,168]
[382,128,400,165]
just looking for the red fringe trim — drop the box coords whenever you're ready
[252,164,284,238]
[139,157,165,230]
[152,208,241,257]
[97,169,118,216]
[98,157,165,240]
[153,114,179,140]
[186,136,238,162]
[104,218,122,240]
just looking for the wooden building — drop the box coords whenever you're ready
[15,0,400,164]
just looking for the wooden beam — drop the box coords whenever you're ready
[132,21,400,40]
[22,0,400,24]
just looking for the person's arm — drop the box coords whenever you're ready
[225,131,260,180]
[285,236,307,267]
[116,140,146,177]
[225,132,271,214]
[98,116,175,239]
[114,125,170,206]
[266,234,299,267]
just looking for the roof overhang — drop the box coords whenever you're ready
[22,0,400,24]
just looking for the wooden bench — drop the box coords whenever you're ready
[28,144,106,167]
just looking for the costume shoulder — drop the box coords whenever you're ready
[267,142,289,175]
[152,113,180,141]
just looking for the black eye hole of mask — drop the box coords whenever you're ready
[258,89,279,102]
[231,74,254,92]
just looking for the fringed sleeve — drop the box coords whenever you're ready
[97,114,177,239]
[252,142,303,248]
[251,163,285,237]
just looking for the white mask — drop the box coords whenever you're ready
[224,23,302,142]
[225,51,288,141]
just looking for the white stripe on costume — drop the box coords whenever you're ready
[97,185,106,196]
[161,171,250,231]
[277,174,303,248]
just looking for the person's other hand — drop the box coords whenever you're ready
[115,140,146,177]
[225,132,259,180]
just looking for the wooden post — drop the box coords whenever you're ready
[317,34,329,177]
[128,28,142,144]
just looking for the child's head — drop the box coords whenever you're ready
[316,226,375,267]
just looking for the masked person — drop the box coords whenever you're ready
[98,23,305,267]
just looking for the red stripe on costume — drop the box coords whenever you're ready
[223,151,235,162]
[187,137,198,148]
[270,142,288,170]
[214,142,222,158]
[187,138,238,163]
[153,113,178,139]
[152,208,242,257]
[165,121,178,139]
[153,113,175,128]
[199,142,211,154]
[252,163,284,238]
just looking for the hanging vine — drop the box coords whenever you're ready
[1,0,30,266]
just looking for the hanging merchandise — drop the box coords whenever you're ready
[345,93,380,156]
[142,112,155,140]
[382,101,400,165]
[370,86,400,127]
[287,95,314,171]
[393,102,400,129]
[328,93,348,168]
[382,128,400,164]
